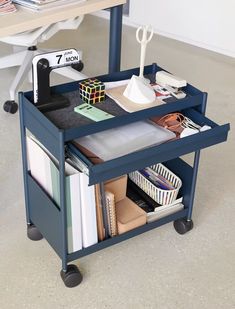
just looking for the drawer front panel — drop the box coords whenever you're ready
[68,109,230,185]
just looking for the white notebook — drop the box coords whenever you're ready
[80,173,98,248]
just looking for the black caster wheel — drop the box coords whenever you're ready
[27,224,43,241]
[71,61,84,72]
[60,264,83,288]
[174,218,193,235]
[3,100,18,114]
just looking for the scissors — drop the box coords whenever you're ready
[136,25,154,80]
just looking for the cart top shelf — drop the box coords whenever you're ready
[22,64,205,142]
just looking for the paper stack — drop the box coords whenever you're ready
[13,0,85,11]
[0,0,17,15]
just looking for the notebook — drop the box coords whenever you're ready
[79,172,98,248]
[105,191,118,237]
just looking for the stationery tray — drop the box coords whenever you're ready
[21,63,230,185]
[128,163,182,206]
[23,63,206,133]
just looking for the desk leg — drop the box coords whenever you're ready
[109,5,123,73]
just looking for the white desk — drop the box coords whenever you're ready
[0,0,126,72]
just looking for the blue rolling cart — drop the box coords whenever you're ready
[19,62,230,287]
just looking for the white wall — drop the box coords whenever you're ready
[128,0,235,57]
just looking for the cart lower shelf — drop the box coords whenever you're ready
[28,173,190,259]
[27,157,194,262]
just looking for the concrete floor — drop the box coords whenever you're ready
[0,15,234,309]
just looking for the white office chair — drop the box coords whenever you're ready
[0,16,87,113]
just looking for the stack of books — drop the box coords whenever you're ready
[0,0,17,15]
[13,0,85,12]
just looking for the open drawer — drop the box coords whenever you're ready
[67,108,230,185]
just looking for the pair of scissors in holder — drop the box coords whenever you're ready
[136,25,154,81]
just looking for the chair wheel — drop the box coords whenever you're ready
[174,218,193,235]
[27,224,43,241]
[3,100,18,114]
[71,61,84,72]
[60,264,83,288]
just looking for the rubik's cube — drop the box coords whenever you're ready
[79,78,105,104]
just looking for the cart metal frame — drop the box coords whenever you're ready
[18,5,230,286]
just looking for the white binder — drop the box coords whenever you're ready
[80,173,98,248]
[27,136,83,253]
